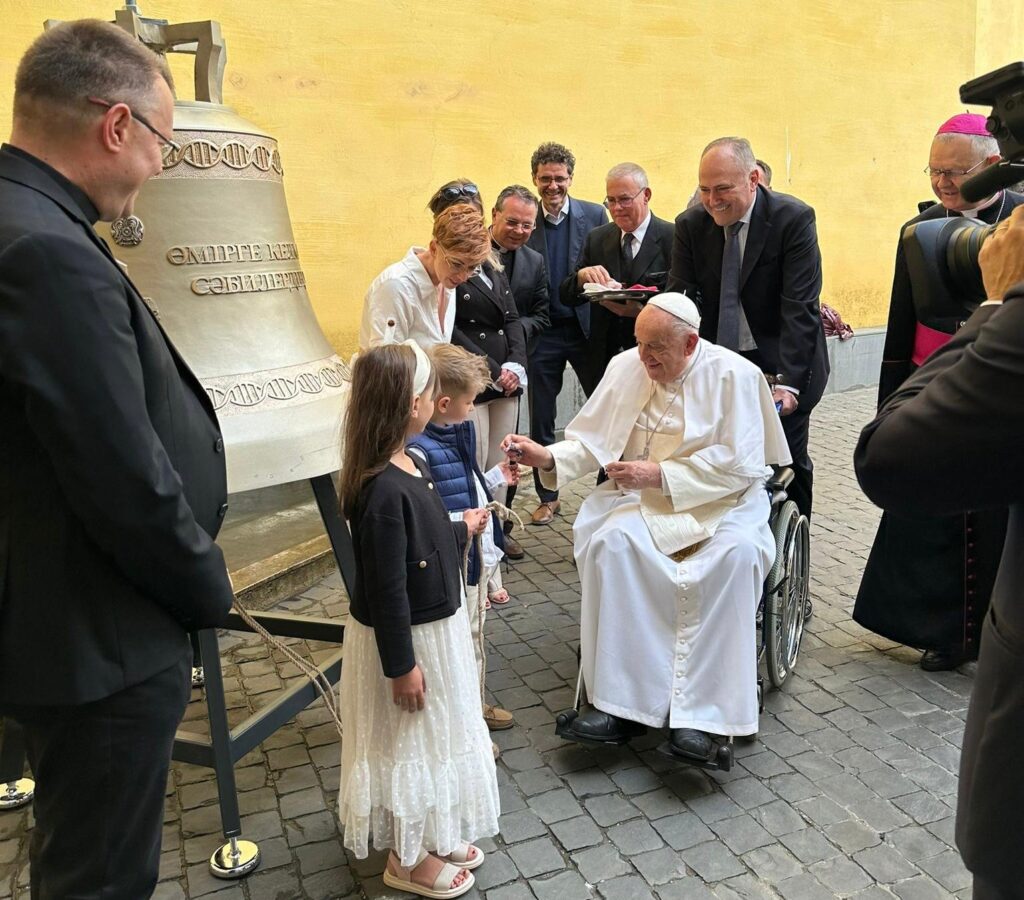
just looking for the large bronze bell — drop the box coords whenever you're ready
[95,7,347,493]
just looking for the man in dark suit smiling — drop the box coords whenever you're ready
[669,137,829,518]
[0,20,234,898]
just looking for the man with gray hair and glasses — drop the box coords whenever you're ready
[0,20,234,897]
[855,113,1024,674]
[561,162,675,383]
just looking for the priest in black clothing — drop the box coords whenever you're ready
[854,113,1024,671]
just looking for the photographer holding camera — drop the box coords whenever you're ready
[854,114,1024,673]
[856,203,1024,898]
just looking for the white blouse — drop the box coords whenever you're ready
[359,247,456,350]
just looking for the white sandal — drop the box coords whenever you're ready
[383,852,475,899]
[442,842,485,871]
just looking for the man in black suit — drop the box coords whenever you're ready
[0,21,234,898]
[855,204,1024,900]
[561,162,675,383]
[526,142,607,525]
[669,137,829,518]
[491,185,550,354]
[490,185,549,556]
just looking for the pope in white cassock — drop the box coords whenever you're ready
[503,294,790,761]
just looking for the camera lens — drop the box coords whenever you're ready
[945,218,994,305]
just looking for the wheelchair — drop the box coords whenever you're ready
[554,466,810,773]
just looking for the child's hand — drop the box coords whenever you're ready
[499,459,520,486]
[391,664,426,712]
[463,508,490,535]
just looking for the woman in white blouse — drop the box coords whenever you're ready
[359,204,492,350]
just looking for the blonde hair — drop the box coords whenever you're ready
[429,343,490,399]
[433,204,491,268]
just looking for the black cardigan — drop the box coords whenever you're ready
[348,455,468,677]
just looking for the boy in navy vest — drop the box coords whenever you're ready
[407,344,518,735]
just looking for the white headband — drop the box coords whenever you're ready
[647,292,701,330]
[403,339,432,395]
[377,320,432,394]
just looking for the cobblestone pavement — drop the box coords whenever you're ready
[0,387,978,899]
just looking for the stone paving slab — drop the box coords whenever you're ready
[0,388,978,898]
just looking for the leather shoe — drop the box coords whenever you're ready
[483,703,515,731]
[920,648,976,671]
[531,500,561,525]
[569,707,645,742]
[503,533,524,560]
[669,728,715,761]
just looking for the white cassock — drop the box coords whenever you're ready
[540,341,791,736]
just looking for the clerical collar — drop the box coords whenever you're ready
[489,229,511,255]
[2,143,100,225]
[960,191,1001,220]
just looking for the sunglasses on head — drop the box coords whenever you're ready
[440,183,480,201]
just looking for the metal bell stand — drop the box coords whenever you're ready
[0,473,353,880]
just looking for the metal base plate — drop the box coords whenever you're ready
[209,839,260,879]
[0,778,35,810]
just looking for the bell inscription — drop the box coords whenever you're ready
[95,8,348,492]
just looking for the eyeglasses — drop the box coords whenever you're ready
[442,252,483,277]
[924,159,987,179]
[497,213,535,232]
[603,187,646,209]
[535,175,570,186]
[439,183,480,202]
[87,97,181,153]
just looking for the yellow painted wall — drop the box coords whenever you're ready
[0,0,1009,351]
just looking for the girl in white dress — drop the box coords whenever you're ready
[337,342,499,899]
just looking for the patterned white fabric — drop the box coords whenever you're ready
[338,604,499,866]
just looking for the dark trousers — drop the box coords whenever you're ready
[529,319,595,503]
[780,408,813,520]
[2,654,191,899]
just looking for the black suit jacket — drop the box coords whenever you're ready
[668,186,830,409]
[854,290,1024,888]
[527,196,607,337]
[0,146,235,706]
[561,213,675,381]
[452,261,528,403]
[878,190,1024,405]
[504,242,549,353]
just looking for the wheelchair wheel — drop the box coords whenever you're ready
[765,501,809,689]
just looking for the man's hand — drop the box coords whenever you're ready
[772,389,798,416]
[391,664,426,713]
[501,433,553,471]
[599,299,644,319]
[578,265,618,288]
[463,508,490,535]
[604,460,662,490]
[498,459,520,486]
[980,205,1024,301]
[497,368,520,394]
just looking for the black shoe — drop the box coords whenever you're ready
[920,648,976,671]
[669,728,715,761]
[569,707,646,743]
